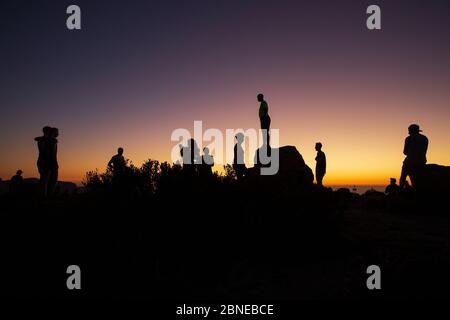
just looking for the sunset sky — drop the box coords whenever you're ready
[1,0,449,185]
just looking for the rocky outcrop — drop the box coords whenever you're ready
[416,164,450,193]
[0,178,78,195]
[252,145,314,186]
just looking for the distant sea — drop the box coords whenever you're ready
[72,183,385,194]
[330,185,385,194]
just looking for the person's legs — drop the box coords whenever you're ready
[39,167,51,197]
[399,163,409,188]
[260,116,271,146]
[260,118,265,145]
[316,171,324,187]
[409,164,425,189]
[48,168,58,196]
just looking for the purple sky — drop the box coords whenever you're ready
[1,0,449,183]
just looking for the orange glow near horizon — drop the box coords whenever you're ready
[1,89,449,186]
[1,2,450,186]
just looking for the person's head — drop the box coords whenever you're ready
[50,127,59,138]
[315,142,322,151]
[390,178,396,185]
[16,169,23,176]
[408,124,422,135]
[187,138,196,151]
[203,147,210,155]
[257,93,264,102]
[43,126,52,136]
[117,147,124,155]
[235,133,244,144]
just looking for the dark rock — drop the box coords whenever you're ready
[416,164,450,192]
[0,178,77,195]
[251,145,314,186]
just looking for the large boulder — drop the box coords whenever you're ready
[416,164,450,192]
[252,145,314,186]
[410,164,450,213]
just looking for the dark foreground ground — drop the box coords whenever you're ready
[1,182,449,301]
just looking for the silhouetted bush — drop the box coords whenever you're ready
[83,168,113,192]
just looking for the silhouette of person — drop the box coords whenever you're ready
[47,127,59,196]
[315,142,326,187]
[108,147,127,177]
[233,133,247,179]
[402,180,411,191]
[385,178,399,195]
[180,139,200,177]
[35,126,52,197]
[200,147,214,177]
[10,169,24,195]
[258,93,271,146]
[400,124,428,188]
[174,144,184,166]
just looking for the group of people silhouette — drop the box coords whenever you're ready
[5,94,430,197]
[176,139,214,178]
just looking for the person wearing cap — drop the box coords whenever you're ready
[400,124,428,188]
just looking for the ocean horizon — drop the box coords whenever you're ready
[330,185,385,194]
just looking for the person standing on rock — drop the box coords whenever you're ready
[47,127,59,196]
[108,147,127,177]
[233,133,247,180]
[315,142,326,187]
[257,93,271,147]
[35,126,52,197]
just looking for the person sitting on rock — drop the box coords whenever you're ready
[385,178,399,195]
[10,169,24,195]
[400,124,428,188]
